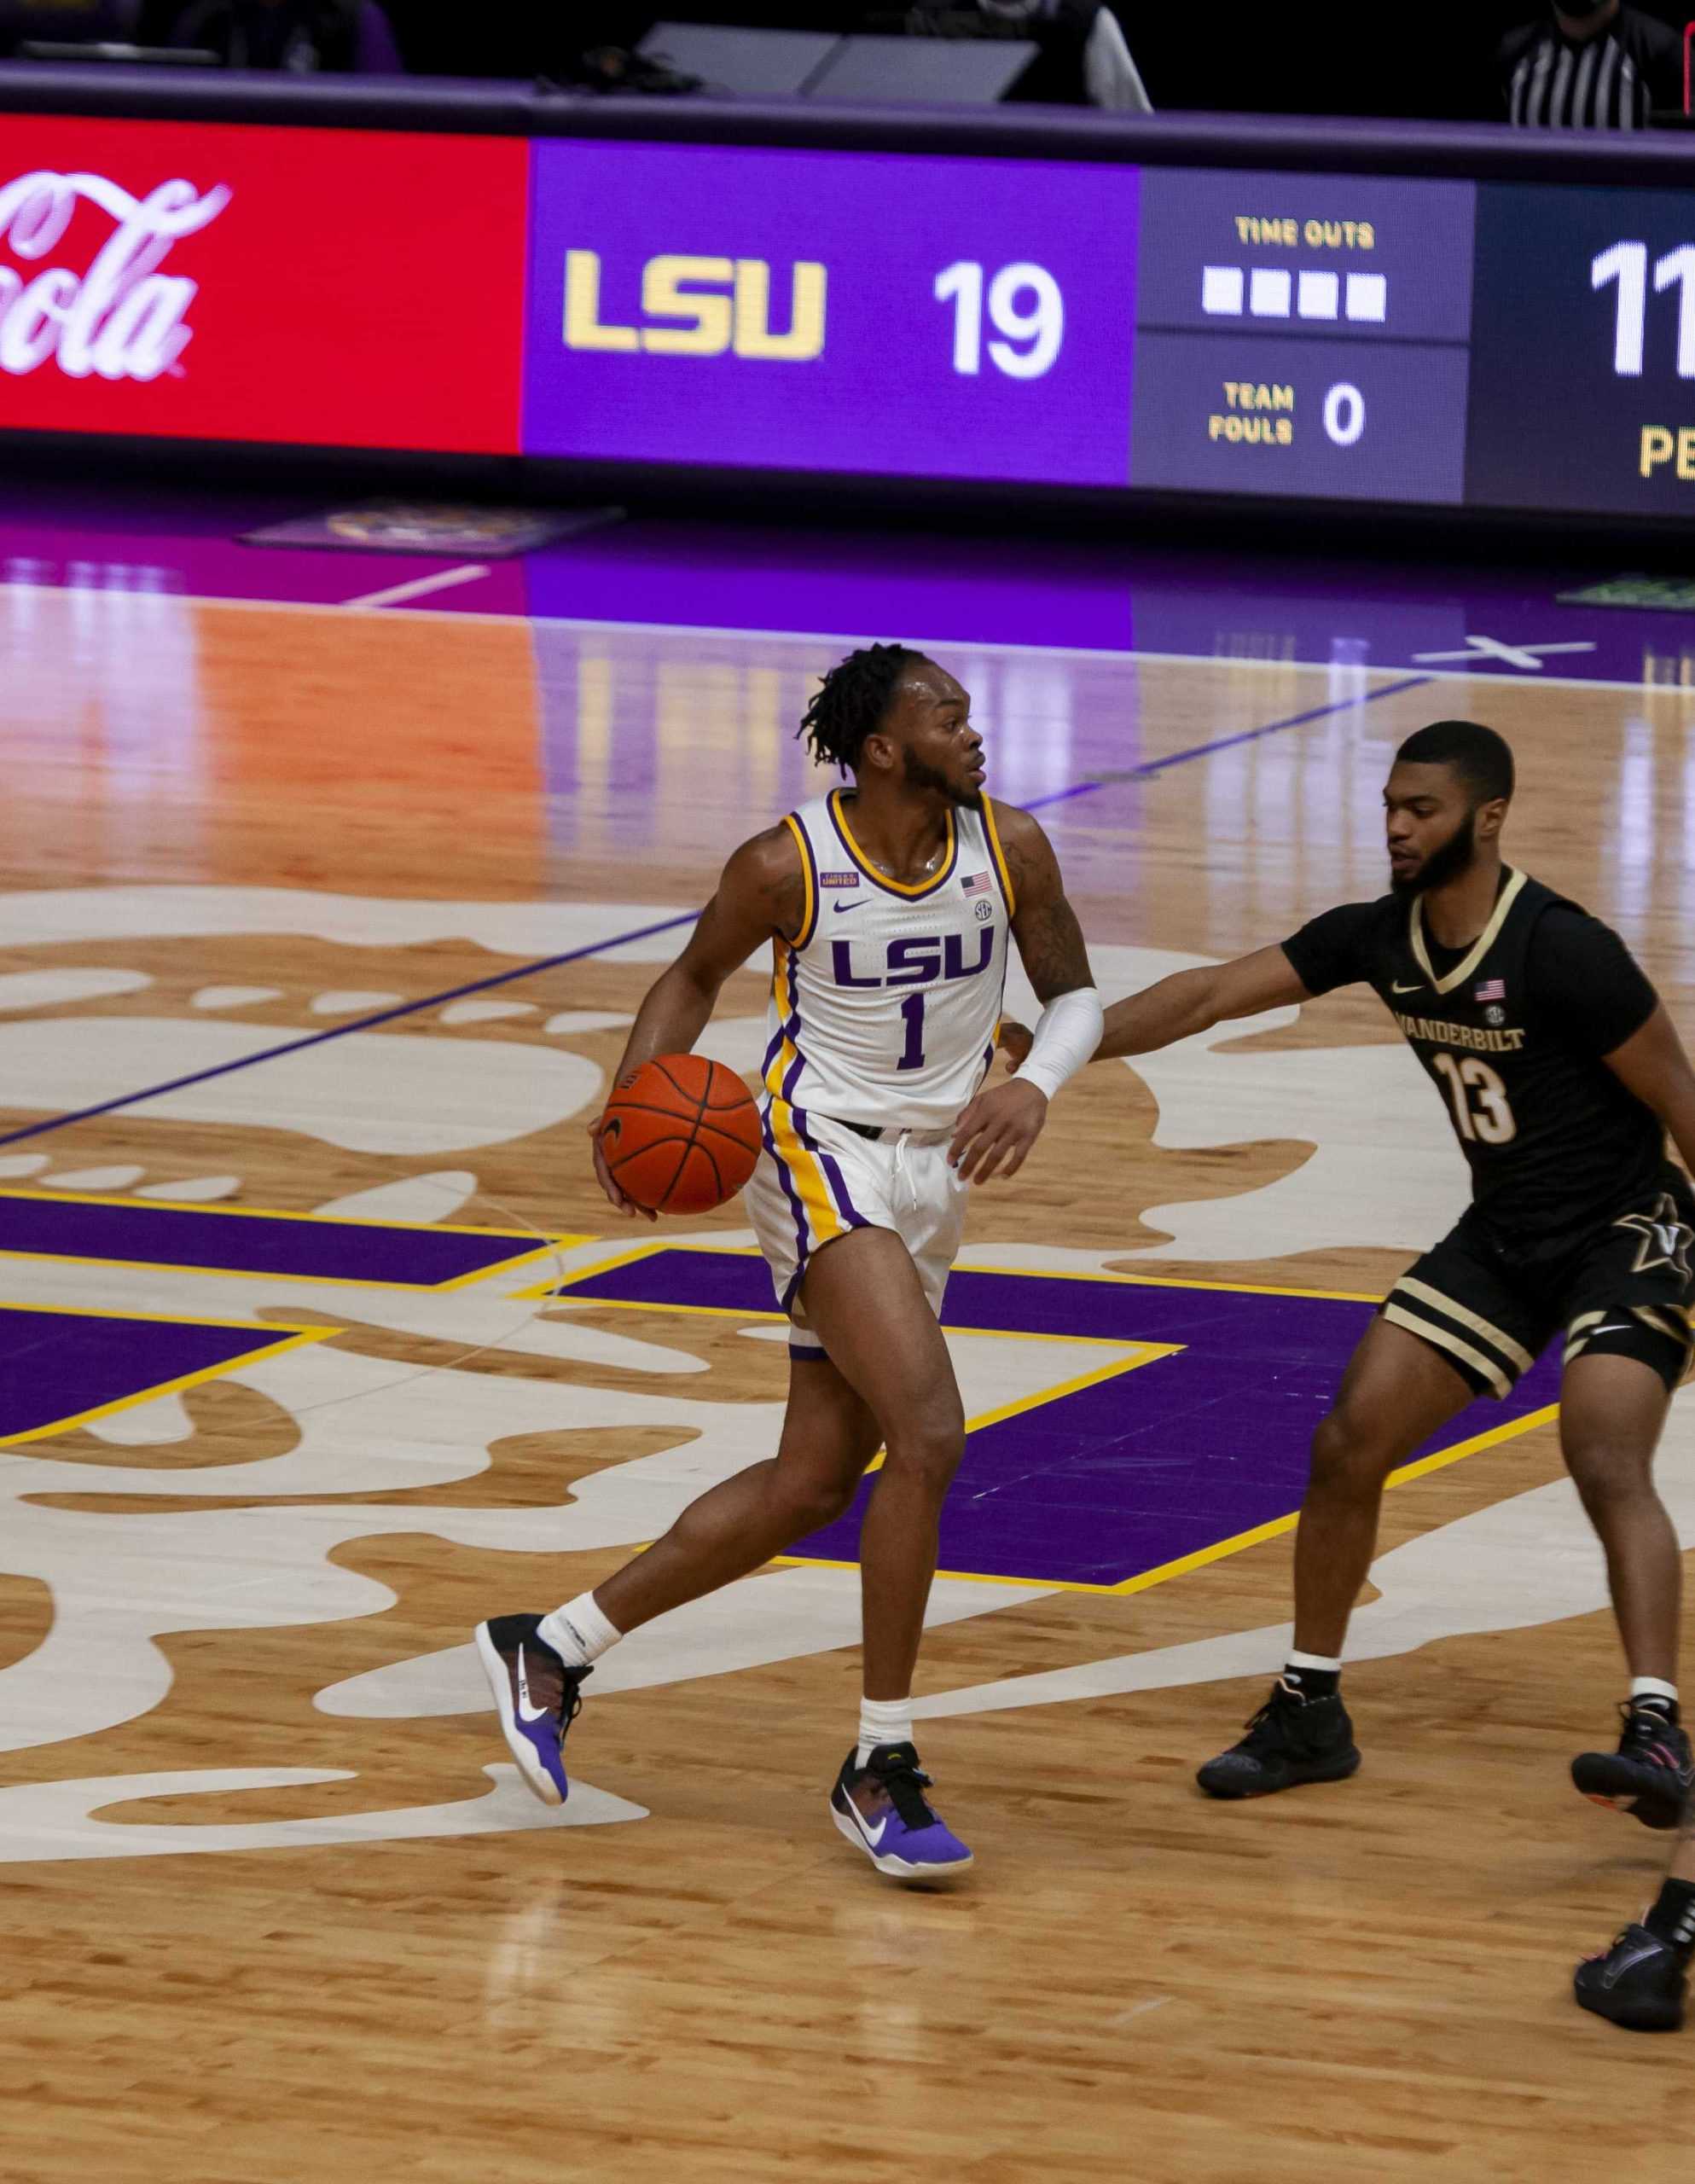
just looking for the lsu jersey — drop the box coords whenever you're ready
[762,787,1016,1133]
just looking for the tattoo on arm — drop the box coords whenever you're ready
[1000,808,1094,1005]
[1015,890,1093,1004]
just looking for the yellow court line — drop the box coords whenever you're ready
[510,1234,720,1299]
[430,1243,568,1292]
[0,1238,564,1293]
[844,1340,1181,1483]
[959,1344,1181,1429]
[0,1326,334,1449]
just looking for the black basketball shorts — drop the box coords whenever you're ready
[1382,1170,1695,1399]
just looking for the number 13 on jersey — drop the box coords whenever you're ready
[1433,1052,1518,1145]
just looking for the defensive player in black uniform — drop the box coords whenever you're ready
[1005,720,1695,1827]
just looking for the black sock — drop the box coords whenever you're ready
[1634,1693,1681,1728]
[1282,1664,1339,1701]
[1644,1877,1695,1957]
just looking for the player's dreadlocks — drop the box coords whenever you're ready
[797,643,926,775]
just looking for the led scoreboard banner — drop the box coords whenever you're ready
[1467,183,1695,517]
[3,106,1695,520]
[523,144,1476,503]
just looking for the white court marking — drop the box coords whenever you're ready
[0,1767,643,1863]
[309,989,403,1017]
[339,563,492,613]
[0,1016,602,1156]
[0,886,1555,1862]
[133,1175,241,1201]
[191,985,282,1010]
[312,1171,479,1223]
[0,968,150,1011]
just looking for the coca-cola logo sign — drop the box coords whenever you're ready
[0,116,526,449]
[0,170,230,384]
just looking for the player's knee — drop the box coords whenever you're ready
[773,1468,859,1534]
[1309,1404,1395,1492]
[1565,1440,1656,1511]
[884,1409,966,1492]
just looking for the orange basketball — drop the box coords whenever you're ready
[598,1054,762,1215]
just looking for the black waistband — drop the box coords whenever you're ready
[833,1117,883,1143]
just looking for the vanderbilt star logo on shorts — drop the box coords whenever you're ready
[1615,1194,1695,1281]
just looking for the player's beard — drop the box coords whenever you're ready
[902,746,984,810]
[1390,808,1477,899]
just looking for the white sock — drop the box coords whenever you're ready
[856,1695,914,1768]
[537,1593,622,1669]
[1632,1676,1679,1708]
[1286,1649,1343,1673]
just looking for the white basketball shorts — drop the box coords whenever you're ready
[742,1095,969,1358]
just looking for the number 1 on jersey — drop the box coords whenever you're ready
[897,991,926,1072]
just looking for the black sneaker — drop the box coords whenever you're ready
[1196,1678,1361,1799]
[1571,1705,1694,1831]
[473,1613,590,1807]
[1575,1923,1687,2031]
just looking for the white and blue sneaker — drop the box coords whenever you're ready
[475,1613,590,1807]
[830,1741,973,1882]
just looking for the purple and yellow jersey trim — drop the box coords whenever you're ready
[763,938,805,1105]
[781,811,819,949]
[981,795,1017,919]
[827,788,958,900]
[760,1096,868,1310]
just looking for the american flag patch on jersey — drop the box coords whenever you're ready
[962,871,991,895]
[1475,979,1506,1002]
[818,871,859,888]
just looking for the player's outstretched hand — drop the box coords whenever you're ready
[997,1019,1033,1073]
[587,1118,659,1222]
[949,1078,1048,1185]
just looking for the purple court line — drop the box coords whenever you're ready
[1025,782,1105,810]
[0,909,700,1150]
[1123,674,1436,781]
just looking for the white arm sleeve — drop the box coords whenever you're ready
[1017,986,1103,1104]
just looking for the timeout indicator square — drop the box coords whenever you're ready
[521,139,1140,485]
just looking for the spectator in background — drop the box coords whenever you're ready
[163,0,401,67]
[1501,0,1682,126]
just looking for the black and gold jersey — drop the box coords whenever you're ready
[1283,868,1663,1239]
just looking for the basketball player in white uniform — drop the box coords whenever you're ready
[475,645,1101,1879]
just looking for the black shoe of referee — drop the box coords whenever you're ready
[1196,1677,1361,1798]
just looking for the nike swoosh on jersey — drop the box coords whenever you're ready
[515,1649,551,1722]
[1391,980,1422,994]
[833,899,866,915]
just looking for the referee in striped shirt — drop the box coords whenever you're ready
[1501,1,1680,127]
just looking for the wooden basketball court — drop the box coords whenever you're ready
[4,564,1693,2181]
